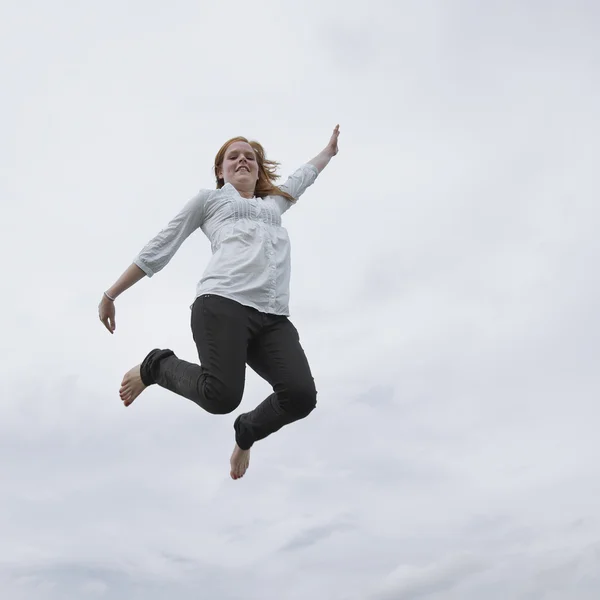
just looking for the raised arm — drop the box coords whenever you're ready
[308,124,340,173]
[275,125,341,213]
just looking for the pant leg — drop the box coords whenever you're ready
[140,294,256,414]
[234,316,317,450]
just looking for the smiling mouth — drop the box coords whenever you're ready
[236,166,249,172]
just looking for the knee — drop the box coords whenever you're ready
[211,399,241,415]
[202,383,243,415]
[214,390,243,414]
[285,384,317,419]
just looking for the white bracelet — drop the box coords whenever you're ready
[104,291,116,302]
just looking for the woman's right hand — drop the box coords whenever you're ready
[98,293,116,334]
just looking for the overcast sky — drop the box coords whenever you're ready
[1,0,599,598]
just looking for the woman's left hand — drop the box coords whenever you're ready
[326,124,340,157]
[308,125,341,173]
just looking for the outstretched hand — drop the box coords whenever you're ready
[326,124,340,157]
[308,125,341,173]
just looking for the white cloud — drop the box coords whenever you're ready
[1,0,600,599]
[371,554,488,600]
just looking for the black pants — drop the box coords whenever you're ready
[139,294,317,450]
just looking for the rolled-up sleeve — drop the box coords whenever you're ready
[134,190,209,277]
[274,163,319,214]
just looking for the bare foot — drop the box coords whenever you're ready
[230,444,251,480]
[119,364,146,407]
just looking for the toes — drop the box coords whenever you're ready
[230,466,247,480]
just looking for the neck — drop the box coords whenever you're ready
[231,185,254,199]
[222,179,255,199]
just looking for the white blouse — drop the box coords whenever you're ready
[133,163,319,316]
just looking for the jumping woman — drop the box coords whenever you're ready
[98,125,340,480]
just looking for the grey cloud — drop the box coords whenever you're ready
[318,20,381,72]
[534,556,584,595]
[280,517,356,552]
[0,561,253,600]
[1,563,132,600]
[526,544,600,599]
[354,385,395,408]
[371,554,489,600]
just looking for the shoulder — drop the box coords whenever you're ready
[180,188,211,213]
[201,185,237,203]
[189,187,229,209]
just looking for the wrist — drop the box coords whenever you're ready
[104,291,116,302]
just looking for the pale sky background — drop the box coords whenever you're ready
[1,0,599,598]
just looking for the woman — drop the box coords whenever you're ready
[98,125,340,480]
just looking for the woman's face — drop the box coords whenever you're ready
[219,141,259,191]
